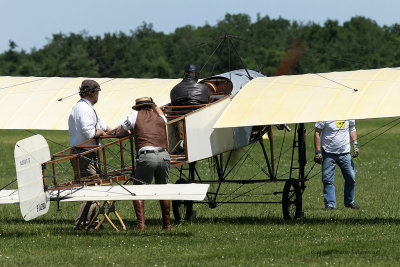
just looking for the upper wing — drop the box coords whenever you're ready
[214,68,400,128]
[0,76,180,130]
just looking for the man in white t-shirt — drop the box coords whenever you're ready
[314,120,360,210]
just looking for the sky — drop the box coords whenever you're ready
[1,0,400,53]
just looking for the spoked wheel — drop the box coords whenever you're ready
[172,178,194,222]
[282,178,303,220]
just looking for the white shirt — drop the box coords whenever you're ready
[68,98,108,147]
[315,120,356,154]
[121,110,167,153]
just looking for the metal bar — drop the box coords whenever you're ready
[51,156,56,186]
[120,141,125,170]
[227,36,252,80]
[222,150,233,177]
[267,126,275,176]
[129,136,135,176]
[258,136,273,179]
[298,123,307,180]
[102,147,108,178]
[289,124,298,179]
[194,201,283,204]
[187,178,307,184]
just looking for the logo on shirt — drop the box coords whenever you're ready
[123,120,131,129]
[336,120,345,129]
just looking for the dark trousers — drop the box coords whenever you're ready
[71,148,99,229]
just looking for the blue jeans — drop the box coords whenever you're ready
[321,152,356,208]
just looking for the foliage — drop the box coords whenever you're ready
[2,14,400,78]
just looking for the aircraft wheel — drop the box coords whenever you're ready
[172,179,194,222]
[282,178,303,220]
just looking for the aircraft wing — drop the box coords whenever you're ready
[0,76,180,130]
[214,68,400,128]
[0,184,209,204]
[0,190,19,204]
[51,184,209,201]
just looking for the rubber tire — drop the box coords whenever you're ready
[172,178,194,222]
[282,178,303,220]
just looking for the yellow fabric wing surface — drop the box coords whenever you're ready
[214,68,400,128]
[0,76,180,130]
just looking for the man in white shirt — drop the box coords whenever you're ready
[68,79,110,230]
[314,120,360,210]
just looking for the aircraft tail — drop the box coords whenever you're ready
[14,135,51,221]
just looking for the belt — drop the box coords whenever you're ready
[138,148,167,156]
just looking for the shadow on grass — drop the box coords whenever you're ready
[183,215,400,225]
[0,215,399,238]
[0,218,194,237]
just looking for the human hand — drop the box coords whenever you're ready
[352,142,359,158]
[95,129,106,138]
[314,151,323,164]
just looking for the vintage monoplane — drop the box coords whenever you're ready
[1,35,400,224]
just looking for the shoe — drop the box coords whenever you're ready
[324,206,335,211]
[345,202,360,209]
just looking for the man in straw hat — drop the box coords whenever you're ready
[115,97,171,231]
[68,79,111,230]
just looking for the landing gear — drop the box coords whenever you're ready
[282,178,303,220]
[172,178,194,222]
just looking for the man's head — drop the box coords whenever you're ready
[132,97,155,111]
[79,80,101,98]
[184,64,200,79]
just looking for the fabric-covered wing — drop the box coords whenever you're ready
[0,190,19,204]
[49,184,209,202]
[0,184,209,204]
[0,76,180,130]
[214,68,400,128]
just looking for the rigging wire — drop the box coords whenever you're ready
[0,77,51,90]
[57,78,117,102]
[315,73,358,92]
[0,179,17,191]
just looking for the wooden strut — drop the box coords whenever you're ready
[87,201,126,232]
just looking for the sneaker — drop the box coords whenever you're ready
[324,206,335,211]
[345,202,360,209]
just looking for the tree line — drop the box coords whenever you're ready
[1,14,400,78]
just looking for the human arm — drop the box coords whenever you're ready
[97,119,111,133]
[350,129,359,158]
[115,111,138,137]
[349,120,359,158]
[314,128,322,152]
[314,127,323,164]
[152,104,167,123]
[153,104,164,116]
[115,125,129,137]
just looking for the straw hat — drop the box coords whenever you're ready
[132,97,155,110]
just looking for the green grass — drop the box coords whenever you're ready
[0,118,400,266]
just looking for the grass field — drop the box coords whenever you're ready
[0,119,399,266]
